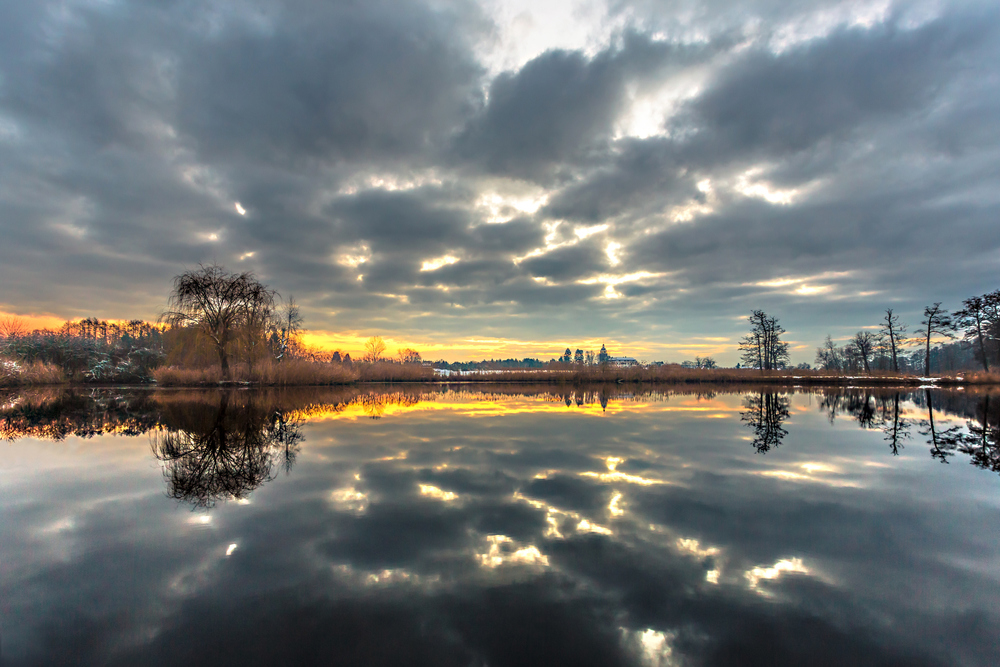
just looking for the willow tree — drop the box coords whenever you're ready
[162,265,276,379]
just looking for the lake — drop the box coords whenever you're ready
[1,384,998,666]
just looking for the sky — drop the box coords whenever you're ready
[0,0,997,363]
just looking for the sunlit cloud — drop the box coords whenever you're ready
[419,484,458,501]
[478,534,549,568]
[734,167,814,205]
[577,271,668,299]
[420,255,460,272]
[330,487,369,513]
[574,223,608,239]
[234,202,246,215]
[338,244,371,268]
[576,519,613,535]
[477,191,549,223]
[608,491,625,517]
[606,241,622,267]
[676,538,719,559]
[581,456,665,485]
[745,557,812,594]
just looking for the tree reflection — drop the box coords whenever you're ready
[151,392,303,508]
[883,393,911,455]
[355,391,420,419]
[919,390,963,463]
[741,392,790,453]
[956,394,1000,473]
[0,388,162,441]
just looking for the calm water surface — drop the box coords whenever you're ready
[1,385,998,666]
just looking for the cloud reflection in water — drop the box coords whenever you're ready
[0,385,999,665]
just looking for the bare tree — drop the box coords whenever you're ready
[363,335,386,363]
[920,303,954,376]
[162,265,276,379]
[397,348,422,364]
[241,281,277,374]
[272,296,303,362]
[0,316,27,339]
[815,335,842,371]
[739,310,789,372]
[880,309,907,372]
[852,331,877,374]
[954,295,993,372]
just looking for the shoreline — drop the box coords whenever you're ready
[3,370,997,389]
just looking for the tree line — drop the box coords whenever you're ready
[737,289,1000,375]
[812,290,1000,375]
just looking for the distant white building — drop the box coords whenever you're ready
[609,356,639,368]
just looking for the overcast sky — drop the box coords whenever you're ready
[1,0,997,362]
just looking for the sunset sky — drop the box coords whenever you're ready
[1,0,997,363]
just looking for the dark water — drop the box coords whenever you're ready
[1,385,998,666]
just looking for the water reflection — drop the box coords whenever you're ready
[152,392,304,507]
[4,385,1000,477]
[740,391,790,452]
[2,384,1000,665]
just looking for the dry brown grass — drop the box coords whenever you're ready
[431,364,942,386]
[355,362,434,382]
[141,360,1000,387]
[936,370,1000,385]
[253,359,358,385]
[0,357,66,386]
[153,360,361,386]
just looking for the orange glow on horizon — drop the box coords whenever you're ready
[0,311,735,363]
[291,393,743,423]
[299,330,733,363]
[0,310,71,332]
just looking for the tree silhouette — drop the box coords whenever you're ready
[883,393,911,455]
[919,304,954,376]
[919,390,963,463]
[741,392,790,453]
[151,392,303,507]
[880,309,908,373]
[739,310,789,372]
[161,265,277,379]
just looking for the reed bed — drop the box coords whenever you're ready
[153,360,361,386]
[12,356,1000,388]
[0,357,66,387]
[432,365,947,386]
[935,371,1000,385]
[356,362,435,383]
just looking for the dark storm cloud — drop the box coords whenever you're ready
[330,187,475,254]
[681,15,993,161]
[542,136,694,223]
[1,0,999,357]
[454,33,705,181]
[176,0,485,165]
[519,241,610,281]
